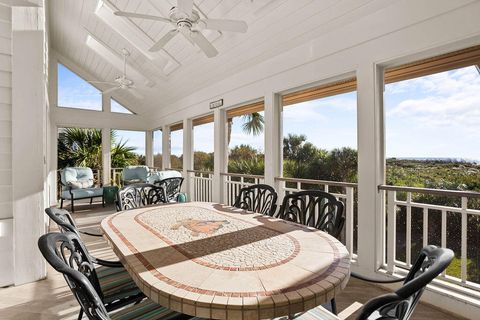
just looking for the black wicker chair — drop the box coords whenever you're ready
[356,245,454,320]
[116,183,167,212]
[155,177,184,202]
[290,245,453,320]
[277,190,345,238]
[276,190,345,314]
[38,231,147,320]
[45,207,102,237]
[38,232,190,320]
[233,184,278,216]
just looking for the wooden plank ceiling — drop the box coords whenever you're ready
[48,0,398,115]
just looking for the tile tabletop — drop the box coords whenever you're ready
[101,202,350,320]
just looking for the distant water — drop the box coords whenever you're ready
[388,157,480,164]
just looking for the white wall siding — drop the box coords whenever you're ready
[0,3,13,287]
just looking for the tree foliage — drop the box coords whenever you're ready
[58,128,144,169]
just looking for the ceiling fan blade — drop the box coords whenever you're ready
[114,11,170,23]
[200,19,248,33]
[190,31,218,58]
[177,0,193,15]
[103,86,120,94]
[149,30,179,52]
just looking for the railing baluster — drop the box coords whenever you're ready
[406,192,412,266]
[461,197,468,283]
[441,209,446,276]
[423,207,428,248]
[387,190,397,274]
[345,186,354,260]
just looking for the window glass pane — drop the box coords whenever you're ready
[282,91,358,182]
[194,122,214,171]
[171,129,183,170]
[111,99,133,114]
[111,130,146,168]
[57,63,102,111]
[228,111,265,175]
[384,65,480,189]
[153,130,162,168]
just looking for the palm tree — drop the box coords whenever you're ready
[241,112,264,136]
[227,112,265,145]
[58,128,140,169]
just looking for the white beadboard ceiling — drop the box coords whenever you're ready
[48,0,397,115]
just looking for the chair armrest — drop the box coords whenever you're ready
[338,302,363,319]
[351,272,406,283]
[92,257,123,268]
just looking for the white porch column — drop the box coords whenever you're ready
[11,6,47,285]
[183,119,193,197]
[101,128,111,185]
[356,63,385,275]
[263,92,282,193]
[162,125,171,170]
[101,95,111,185]
[145,130,154,167]
[213,108,227,203]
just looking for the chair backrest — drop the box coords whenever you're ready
[122,165,150,183]
[38,232,109,320]
[116,183,166,211]
[277,190,345,238]
[45,207,79,235]
[155,177,184,202]
[233,184,278,216]
[358,245,454,320]
[61,167,95,190]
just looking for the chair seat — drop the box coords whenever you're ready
[61,187,103,199]
[110,299,185,320]
[96,266,143,304]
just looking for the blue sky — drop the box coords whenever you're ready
[58,63,480,160]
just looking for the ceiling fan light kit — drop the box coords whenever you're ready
[113,0,248,58]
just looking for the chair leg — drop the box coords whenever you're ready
[60,198,63,209]
[331,298,337,315]
[71,197,75,213]
[77,308,83,320]
[90,197,93,204]
[102,196,105,207]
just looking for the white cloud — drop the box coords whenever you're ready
[386,66,480,134]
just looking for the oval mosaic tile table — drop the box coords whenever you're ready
[101,202,350,320]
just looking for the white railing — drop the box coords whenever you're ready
[187,170,214,202]
[379,185,480,291]
[276,177,357,260]
[221,172,265,206]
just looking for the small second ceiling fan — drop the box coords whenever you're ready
[87,48,139,97]
[114,0,248,58]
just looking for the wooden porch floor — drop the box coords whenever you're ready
[0,200,467,319]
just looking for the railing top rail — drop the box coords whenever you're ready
[220,172,265,179]
[379,184,480,198]
[275,176,357,188]
[187,169,214,175]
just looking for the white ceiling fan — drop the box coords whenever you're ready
[88,49,139,97]
[114,0,248,58]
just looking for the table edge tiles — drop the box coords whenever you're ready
[101,202,351,320]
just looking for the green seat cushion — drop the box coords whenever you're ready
[61,187,103,200]
[96,266,142,304]
[110,299,183,320]
[123,166,150,183]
